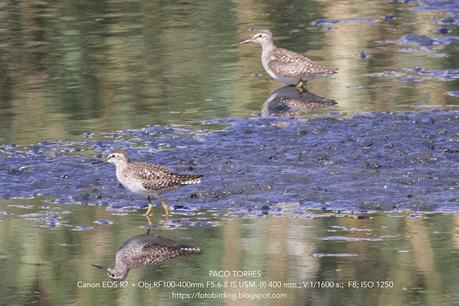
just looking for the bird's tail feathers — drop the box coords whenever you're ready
[178,174,203,185]
[179,246,202,255]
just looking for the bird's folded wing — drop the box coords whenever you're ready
[129,163,171,180]
[128,163,180,190]
[142,242,175,252]
[143,240,200,256]
[128,162,200,190]
[140,243,181,263]
[269,49,335,78]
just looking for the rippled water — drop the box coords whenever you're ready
[1,0,459,305]
[1,200,459,305]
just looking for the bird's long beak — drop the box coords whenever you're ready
[240,39,253,44]
[91,158,105,164]
[92,264,109,272]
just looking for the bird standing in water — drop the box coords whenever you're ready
[105,149,202,216]
[240,29,337,91]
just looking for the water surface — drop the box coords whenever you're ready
[0,0,458,144]
[1,199,459,306]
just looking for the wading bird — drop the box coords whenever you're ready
[105,149,202,216]
[240,29,337,91]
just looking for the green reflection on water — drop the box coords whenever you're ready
[1,199,459,305]
[0,0,458,144]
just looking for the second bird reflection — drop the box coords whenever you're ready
[261,86,336,118]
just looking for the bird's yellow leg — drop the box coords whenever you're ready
[296,81,305,93]
[145,215,153,225]
[156,195,170,217]
[162,203,170,217]
[145,196,154,216]
[145,203,154,216]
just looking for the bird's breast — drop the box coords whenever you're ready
[116,169,147,194]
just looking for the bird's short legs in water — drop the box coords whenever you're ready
[145,196,154,216]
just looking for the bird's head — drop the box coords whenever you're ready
[240,29,273,46]
[107,267,129,281]
[105,149,129,166]
[92,264,129,281]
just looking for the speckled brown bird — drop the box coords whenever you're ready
[93,229,201,280]
[240,29,337,90]
[105,149,202,216]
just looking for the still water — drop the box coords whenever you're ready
[1,199,459,306]
[0,0,458,144]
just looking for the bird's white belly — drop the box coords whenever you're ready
[125,181,149,195]
[262,62,298,85]
[116,170,150,195]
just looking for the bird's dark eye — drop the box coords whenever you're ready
[258,34,263,38]
[111,273,116,278]
[111,154,116,158]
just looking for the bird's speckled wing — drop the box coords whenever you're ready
[141,237,201,264]
[127,162,201,191]
[117,235,201,268]
[268,48,337,79]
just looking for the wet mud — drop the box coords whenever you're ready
[0,110,457,213]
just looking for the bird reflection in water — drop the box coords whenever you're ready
[261,86,336,118]
[93,228,201,280]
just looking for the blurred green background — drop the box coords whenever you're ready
[0,0,457,144]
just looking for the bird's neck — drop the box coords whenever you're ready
[261,40,275,55]
[113,265,129,280]
[114,160,129,172]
